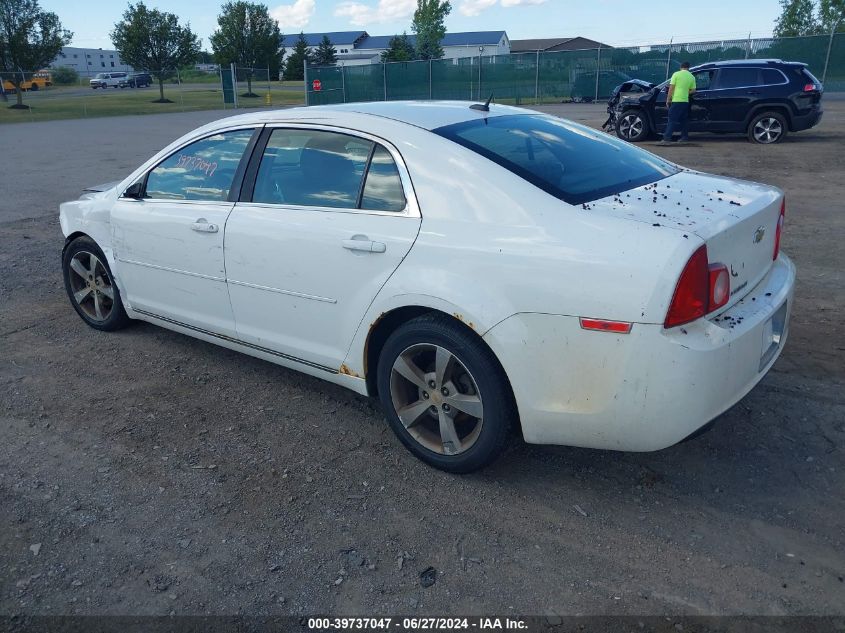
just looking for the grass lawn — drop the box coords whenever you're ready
[0,84,305,124]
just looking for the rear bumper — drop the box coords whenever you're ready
[483,254,796,451]
[792,108,823,131]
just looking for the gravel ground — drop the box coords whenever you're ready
[1,103,844,617]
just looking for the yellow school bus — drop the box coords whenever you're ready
[1,70,53,92]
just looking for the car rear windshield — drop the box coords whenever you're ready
[433,114,678,205]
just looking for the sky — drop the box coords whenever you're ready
[41,0,783,50]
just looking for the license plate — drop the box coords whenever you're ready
[759,301,787,371]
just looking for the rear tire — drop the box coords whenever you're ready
[748,111,788,144]
[376,314,516,473]
[616,109,650,142]
[62,236,131,332]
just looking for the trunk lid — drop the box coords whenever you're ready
[587,170,783,311]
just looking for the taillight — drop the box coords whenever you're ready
[665,245,732,328]
[773,197,785,260]
[665,245,709,328]
[803,83,816,92]
[709,264,730,311]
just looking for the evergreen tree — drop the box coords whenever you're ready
[381,32,416,62]
[283,32,311,80]
[313,35,337,66]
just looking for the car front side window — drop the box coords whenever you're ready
[145,129,255,202]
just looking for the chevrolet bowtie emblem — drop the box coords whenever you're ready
[754,226,766,243]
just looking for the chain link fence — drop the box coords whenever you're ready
[306,32,845,106]
[0,65,304,123]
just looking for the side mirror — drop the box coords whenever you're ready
[122,181,143,199]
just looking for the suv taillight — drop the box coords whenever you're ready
[664,245,732,328]
[803,83,817,92]
[773,198,785,260]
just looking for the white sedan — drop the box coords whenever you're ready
[59,101,795,472]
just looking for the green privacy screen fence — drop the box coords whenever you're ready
[305,32,845,106]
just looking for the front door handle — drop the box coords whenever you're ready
[342,237,386,253]
[191,218,219,233]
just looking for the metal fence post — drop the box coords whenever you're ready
[383,62,387,101]
[594,45,601,102]
[231,63,238,108]
[303,59,308,106]
[341,64,347,103]
[478,49,483,100]
[534,50,541,104]
[665,37,673,81]
[429,58,433,100]
[822,21,841,85]
[745,32,752,59]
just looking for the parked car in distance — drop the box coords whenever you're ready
[90,72,128,89]
[614,59,823,144]
[59,102,794,472]
[120,72,152,88]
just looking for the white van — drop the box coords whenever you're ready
[90,72,128,89]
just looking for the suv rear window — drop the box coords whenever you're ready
[433,114,678,205]
[761,69,785,85]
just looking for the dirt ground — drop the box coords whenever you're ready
[1,102,844,618]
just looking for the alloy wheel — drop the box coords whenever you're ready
[619,113,644,139]
[389,343,484,456]
[67,251,115,322]
[753,117,783,143]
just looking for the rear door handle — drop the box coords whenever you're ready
[191,218,219,233]
[342,238,386,253]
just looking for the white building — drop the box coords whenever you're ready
[51,47,133,75]
[299,31,510,66]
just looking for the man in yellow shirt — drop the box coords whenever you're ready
[657,61,696,145]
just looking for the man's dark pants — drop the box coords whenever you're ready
[663,102,690,141]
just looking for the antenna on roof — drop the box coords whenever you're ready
[470,92,494,112]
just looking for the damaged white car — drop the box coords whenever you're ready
[60,102,795,472]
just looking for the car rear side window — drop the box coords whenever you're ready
[252,129,406,211]
[145,129,254,201]
[434,114,678,205]
[761,69,786,85]
[718,67,761,88]
[361,146,406,211]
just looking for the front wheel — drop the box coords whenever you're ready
[748,111,788,144]
[62,236,131,331]
[616,110,650,142]
[376,314,516,473]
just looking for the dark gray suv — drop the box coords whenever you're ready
[615,59,824,144]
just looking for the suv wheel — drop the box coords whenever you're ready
[616,110,650,142]
[748,112,787,144]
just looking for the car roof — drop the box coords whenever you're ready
[694,59,806,70]
[211,101,536,132]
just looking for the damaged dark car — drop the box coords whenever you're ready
[611,59,823,144]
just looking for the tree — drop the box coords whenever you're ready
[0,0,72,109]
[819,0,845,32]
[412,0,451,60]
[111,2,201,103]
[773,0,820,36]
[210,1,283,97]
[312,35,337,66]
[50,65,78,85]
[283,32,310,80]
[381,32,416,62]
